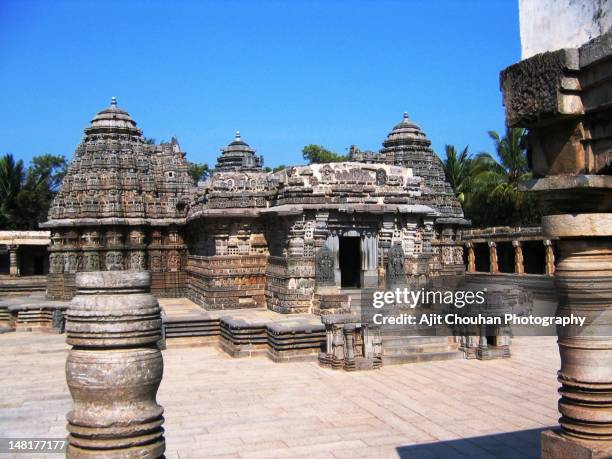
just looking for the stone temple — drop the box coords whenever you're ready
[43,101,467,304]
[39,98,472,367]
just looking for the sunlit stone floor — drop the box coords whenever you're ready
[0,331,560,458]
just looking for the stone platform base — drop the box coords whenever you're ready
[477,345,511,360]
[318,347,383,371]
[0,295,516,368]
[267,320,326,362]
[0,275,47,294]
[158,299,325,362]
[220,314,269,358]
[163,313,220,339]
[542,430,612,459]
[164,336,219,348]
[0,293,67,332]
[219,310,325,360]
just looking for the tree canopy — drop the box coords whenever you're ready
[188,162,211,183]
[0,153,67,230]
[302,144,346,164]
[264,165,287,173]
[442,128,541,228]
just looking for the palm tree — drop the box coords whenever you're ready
[442,145,472,204]
[473,128,529,197]
[0,154,25,228]
[467,128,539,226]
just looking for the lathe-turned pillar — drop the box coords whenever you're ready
[65,271,165,458]
[488,241,498,274]
[543,217,612,447]
[465,242,475,273]
[512,241,524,275]
[501,34,612,457]
[8,245,19,277]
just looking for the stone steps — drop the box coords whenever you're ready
[382,335,449,347]
[381,334,462,365]
[163,315,219,339]
[383,350,463,365]
[0,276,47,294]
[343,289,364,315]
[218,314,326,360]
[384,344,456,356]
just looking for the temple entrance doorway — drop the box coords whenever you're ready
[339,236,361,288]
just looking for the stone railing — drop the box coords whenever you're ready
[463,226,555,276]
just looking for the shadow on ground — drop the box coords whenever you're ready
[396,427,555,458]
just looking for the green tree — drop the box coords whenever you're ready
[0,154,25,228]
[25,154,67,193]
[189,162,210,183]
[442,145,472,204]
[465,128,540,227]
[264,165,286,173]
[0,153,67,230]
[302,144,347,164]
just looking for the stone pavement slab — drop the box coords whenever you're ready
[0,332,560,458]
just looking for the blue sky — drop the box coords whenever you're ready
[1,0,520,169]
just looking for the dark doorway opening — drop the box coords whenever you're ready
[34,256,45,275]
[0,252,8,275]
[19,246,49,276]
[339,236,361,288]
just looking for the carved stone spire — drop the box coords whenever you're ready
[214,131,263,172]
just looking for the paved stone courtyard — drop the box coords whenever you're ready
[0,332,560,458]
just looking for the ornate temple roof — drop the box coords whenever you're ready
[348,112,465,221]
[187,161,436,220]
[380,113,463,220]
[46,101,466,228]
[383,112,430,147]
[84,97,143,139]
[43,99,194,227]
[214,132,263,172]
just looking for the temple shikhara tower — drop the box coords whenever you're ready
[42,98,194,299]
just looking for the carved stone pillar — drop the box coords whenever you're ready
[488,241,498,274]
[330,324,345,369]
[343,325,356,371]
[325,232,340,286]
[477,325,491,360]
[322,323,334,366]
[8,245,19,277]
[501,33,612,457]
[543,221,612,447]
[544,240,555,276]
[360,233,378,288]
[465,242,475,273]
[344,325,356,361]
[512,241,524,275]
[65,271,165,458]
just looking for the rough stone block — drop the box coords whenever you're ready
[542,430,612,459]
